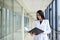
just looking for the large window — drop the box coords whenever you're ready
[57,0,60,40]
[57,0,60,32]
[2,8,7,39]
[24,16,29,28]
[0,0,24,40]
[0,0,14,40]
[45,8,49,19]
[45,1,56,40]
[14,0,22,40]
[1,8,14,40]
[7,9,14,40]
[15,13,22,31]
[53,0,55,30]
[52,0,56,40]
[24,12,29,39]
[9,10,14,34]
[49,3,53,40]
[49,3,53,27]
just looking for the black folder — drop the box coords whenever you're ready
[28,27,44,35]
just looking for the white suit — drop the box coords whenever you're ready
[33,19,51,40]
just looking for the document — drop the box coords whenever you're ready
[28,27,44,35]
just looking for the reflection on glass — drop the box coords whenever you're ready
[14,0,22,40]
[24,16,29,39]
[2,8,7,39]
[7,9,10,34]
[45,7,49,19]
[57,0,60,40]
[15,13,22,31]
[49,4,53,40]
[1,8,14,40]
[53,0,55,29]
[53,1,56,40]
[49,4,53,27]
[24,16,29,27]
[9,10,14,33]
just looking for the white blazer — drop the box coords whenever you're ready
[33,19,51,40]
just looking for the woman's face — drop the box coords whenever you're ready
[36,13,42,20]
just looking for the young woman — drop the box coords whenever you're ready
[30,10,51,40]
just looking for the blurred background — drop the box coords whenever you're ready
[0,0,60,40]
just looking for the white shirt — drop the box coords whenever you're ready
[33,19,51,40]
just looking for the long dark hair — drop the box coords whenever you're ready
[36,10,45,20]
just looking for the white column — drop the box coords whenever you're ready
[14,13,16,32]
[29,16,31,28]
[29,16,32,29]
[22,8,24,40]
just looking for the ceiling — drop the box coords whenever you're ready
[17,0,52,19]
[17,0,52,12]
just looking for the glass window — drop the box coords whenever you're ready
[49,4,53,27]
[0,0,14,40]
[45,8,48,19]
[9,9,14,40]
[24,16,29,27]
[15,13,22,31]
[9,10,14,33]
[14,0,22,40]
[49,3,53,40]
[6,9,14,40]
[24,13,29,39]
[7,9,10,34]
[2,8,7,39]
[47,9,49,19]
[14,13,22,40]
[24,16,29,37]
[53,0,56,40]
[1,8,14,40]
[14,0,22,31]
[53,0,55,29]
[57,0,60,40]
[57,0,60,31]
[45,7,49,19]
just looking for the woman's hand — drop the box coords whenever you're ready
[30,32,35,36]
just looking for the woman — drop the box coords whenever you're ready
[30,10,51,40]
